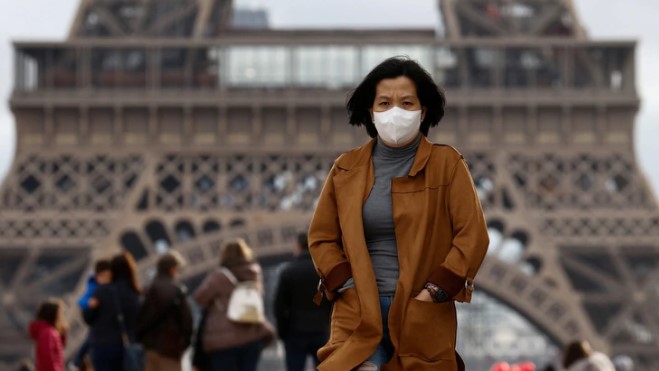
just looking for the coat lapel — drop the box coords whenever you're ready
[332,139,376,228]
[408,136,434,177]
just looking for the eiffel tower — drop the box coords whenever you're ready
[2,0,658,369]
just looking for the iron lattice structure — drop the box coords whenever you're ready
[2,0,659,368]
[69,0,234,38]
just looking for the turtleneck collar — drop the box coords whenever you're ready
[374,133,422,160]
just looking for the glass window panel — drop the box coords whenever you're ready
[227,46,289,87]
[572,47,601,89]
[159,48,220,89]
[195,48,220,88]
[465,47,497,87]
[503,47,562,89]
[20,51,40,91]
[91,48,146,88]
[294,46,358,88]
[434,47,461,87]
[504,48,531,88]
[160,48,188,88]
[50,48,78,89]
[588,47,624,91]
[535,47,563,89]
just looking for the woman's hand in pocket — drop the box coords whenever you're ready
[413,289,433,302]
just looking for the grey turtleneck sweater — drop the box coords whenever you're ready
[361,134,421,295]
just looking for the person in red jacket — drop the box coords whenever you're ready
[29,299,68,371]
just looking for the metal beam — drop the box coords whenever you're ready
[193,0,214,38]
[439,0,462,39]
[146,1,198,36]
[563,0,587,39]
[134,0,154,35]
[216,0,234,33]
[529,3,564,36]
[95,4,129,37]
[455,0,507,36]
[68,0,93,39]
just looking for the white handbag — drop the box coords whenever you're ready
[221,267,265,324]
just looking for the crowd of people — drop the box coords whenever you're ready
[27,233,330,371]
[25,234,635,371]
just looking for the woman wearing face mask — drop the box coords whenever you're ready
[308,56,489,371]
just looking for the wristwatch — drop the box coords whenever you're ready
[424,282,450,303]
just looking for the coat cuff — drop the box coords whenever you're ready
[323,261,352,293]
[428,266,465,298]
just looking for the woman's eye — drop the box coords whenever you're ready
[379,102,389,106]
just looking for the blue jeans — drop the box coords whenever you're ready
[364,296,394,370]
[209,340,264,371]
[73,334,90,366]
[283,333,327,371]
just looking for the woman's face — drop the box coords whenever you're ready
[369,75,426,147]
[370,76,425,115]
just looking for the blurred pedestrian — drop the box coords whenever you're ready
[29,299,67,371]
[308,56,489,370]
[73,259,112,369]
[274,232,331,371]
[84,251,141,371]
[563,340,615,371]
[191,307,211,371]
[138,251,193,371]
[193,239,275,371]
[612,355,634,371]
[78,259,113,310]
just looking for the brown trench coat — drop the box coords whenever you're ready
[308,137,489,371]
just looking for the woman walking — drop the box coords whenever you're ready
[84,252,141,371]
[308,56,489,370]
[194,239,275,371]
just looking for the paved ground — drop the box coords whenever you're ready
[181,341,315,371]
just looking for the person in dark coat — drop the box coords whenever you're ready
[138,251,193,371]
[73,259,112,369]
[274,233,331,371]
[84,252,141,371]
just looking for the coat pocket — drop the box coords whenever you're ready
[328,287,360,345]
[398,299,456,362]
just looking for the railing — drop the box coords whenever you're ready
[13,38,636,94]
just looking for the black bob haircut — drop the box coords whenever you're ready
[347,56,446,138]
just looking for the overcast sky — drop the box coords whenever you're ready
[0,0,657,198]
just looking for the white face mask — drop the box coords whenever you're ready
[373,107,422,145]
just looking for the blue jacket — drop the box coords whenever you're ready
[77,275,98,311]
